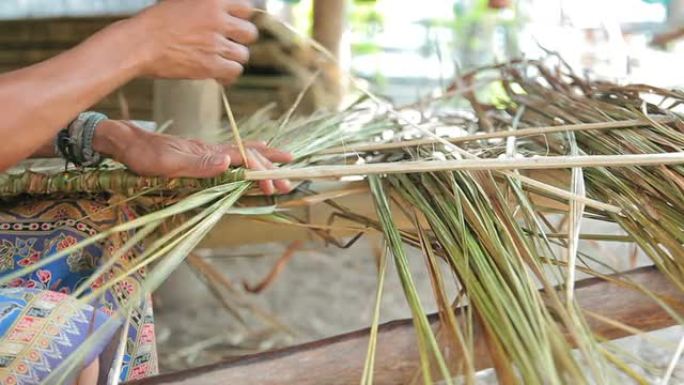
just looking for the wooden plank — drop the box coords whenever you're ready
[128,266,683,385]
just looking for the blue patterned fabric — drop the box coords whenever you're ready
[0,196,158,384]
[0,288,118,385]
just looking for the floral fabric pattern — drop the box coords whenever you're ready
[0,196,158,384]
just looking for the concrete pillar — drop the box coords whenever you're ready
[152,79,222,140]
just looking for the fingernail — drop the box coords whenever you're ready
[211,155,228,166]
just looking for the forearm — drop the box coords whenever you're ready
[1,0,259,171]
[0,19,148,170]
[30,141,56,158]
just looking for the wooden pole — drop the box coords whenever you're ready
[244,152,684,181]
[127,266,683,385]
[313,0,346,60]
[312,0,347,106]
[152,67,223,311]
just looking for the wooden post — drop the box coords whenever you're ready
[152,79,222,140]
[152,79,223,307]
[312,0,347,107]
[313,0,346,59]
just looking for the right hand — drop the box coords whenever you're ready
[132,0,258,84]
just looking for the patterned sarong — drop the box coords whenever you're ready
[0,196,158,384]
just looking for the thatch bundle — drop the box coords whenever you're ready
[2,56,683,384]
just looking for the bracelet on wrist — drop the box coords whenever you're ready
[54,112,108,167]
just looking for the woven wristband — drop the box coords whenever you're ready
[55,112,107,167]
[79,112,107,167]
[68,117,87,163]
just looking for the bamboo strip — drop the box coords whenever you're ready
[319,117,674,155]
[245,152,684,180]
[221,90,249,168]
[513,174,621,213]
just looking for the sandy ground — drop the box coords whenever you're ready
[153,226,684,384]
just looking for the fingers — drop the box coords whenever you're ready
[180,138,293,194]
[169,152,231,178]
[246,149,275,196]
[221,14,259,44]
[213,142,293,164]
[216,37,250,64]
[213,58,244,85]
[222,0,256,19]
[251,150,292,193]
[244,140,268,149]
[253,147,294,163]
[247,149,293,195]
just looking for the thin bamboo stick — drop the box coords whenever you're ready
[245,152,684,181]
[319,117,674,155]
[513,174,621,213]
[221,89,249,168]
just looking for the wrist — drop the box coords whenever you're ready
[92,120,141,161]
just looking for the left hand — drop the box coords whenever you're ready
[94,120,294,195]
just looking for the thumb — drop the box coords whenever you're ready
[177,153,231,178]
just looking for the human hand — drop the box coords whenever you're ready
[131,0,258,84]
[93,120,294,195]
